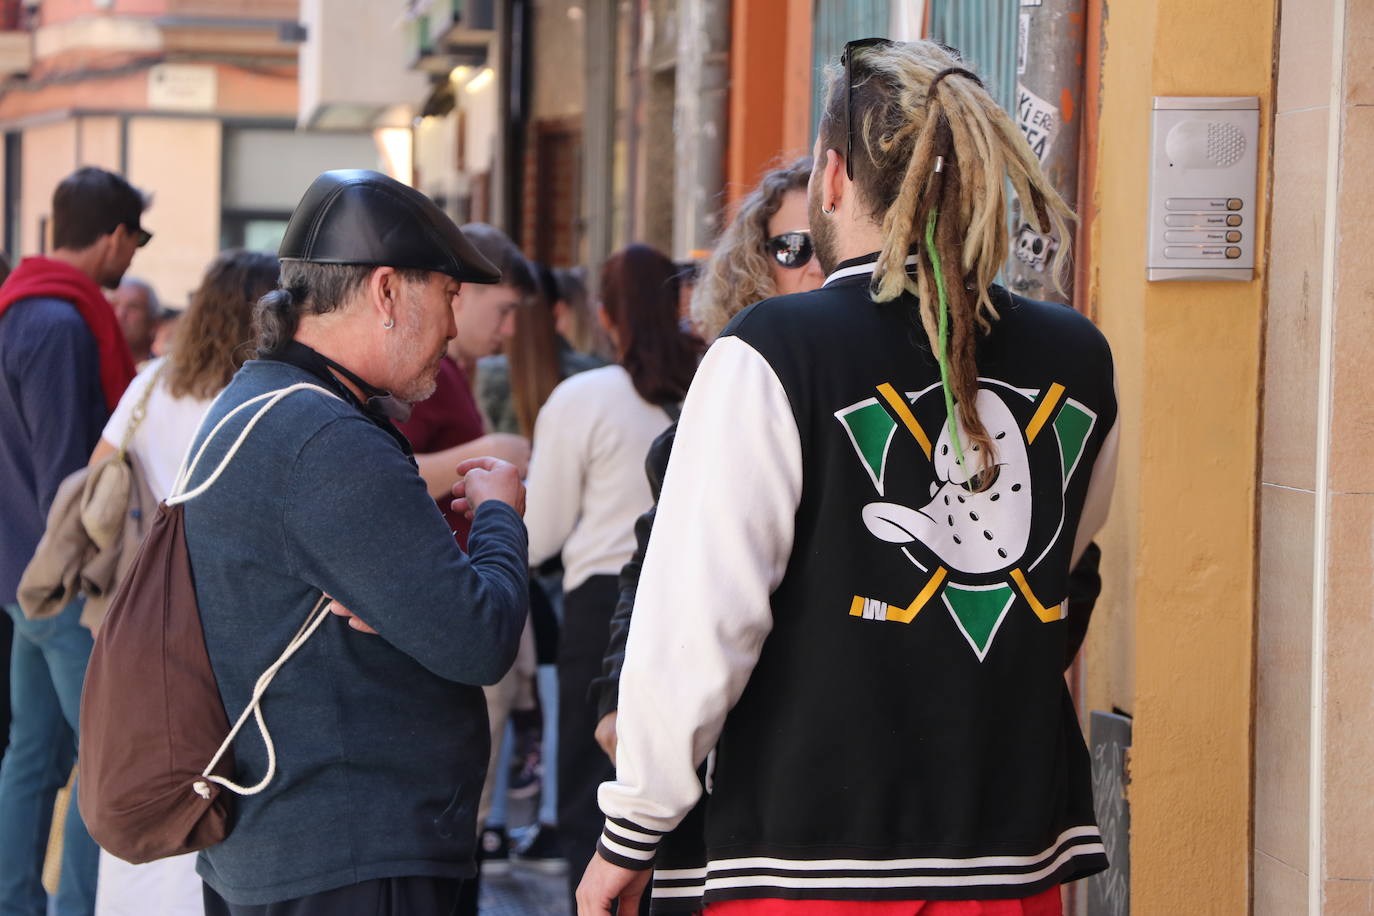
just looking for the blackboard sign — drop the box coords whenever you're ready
[1088,711,1132,916]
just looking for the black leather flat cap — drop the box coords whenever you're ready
[279,169,501,284]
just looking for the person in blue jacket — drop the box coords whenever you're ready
[182,170,530,916]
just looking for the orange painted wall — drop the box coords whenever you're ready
[1086,0,1277,911]
[780,0,813,159]
[725,0,812,208]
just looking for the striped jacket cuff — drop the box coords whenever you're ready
[596,817,663,870]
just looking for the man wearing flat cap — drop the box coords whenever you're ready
[179,170,530,914]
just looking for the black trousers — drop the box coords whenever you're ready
[202,877,466,916]
[558,574,650,915]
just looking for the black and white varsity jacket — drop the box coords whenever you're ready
[598,253,1118,907]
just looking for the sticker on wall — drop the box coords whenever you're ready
[1014,223,1057,272]
[1016,84,1058,164]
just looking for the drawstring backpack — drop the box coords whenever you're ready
[79,383,338,864]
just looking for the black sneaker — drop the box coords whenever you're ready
[479,825,511,875]
[512,823,567,874]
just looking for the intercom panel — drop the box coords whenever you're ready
[1147,97,1260,282]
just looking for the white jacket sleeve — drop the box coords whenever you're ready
[1071,376,1119,568]
[595,335,803,869]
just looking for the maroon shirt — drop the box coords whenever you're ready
[397,356,485,548]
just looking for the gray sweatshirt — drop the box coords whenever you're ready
[181,358,528,905]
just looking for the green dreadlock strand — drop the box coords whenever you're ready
[924,208,970,479]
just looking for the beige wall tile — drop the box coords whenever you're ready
[1329,105,1374,494]
[20,120,78,256]
[1327,880,1374,914]
[1262,107,1328,490]
[1277,0,1335,112]
[1347,0,1374,105]
[1254,484,1315,867]
[1255,850,1309,915]
[1324,493,1374,878]
[76,115,121,172]
[125,117,221,309]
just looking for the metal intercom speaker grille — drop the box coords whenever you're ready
[1206,122,1246,168]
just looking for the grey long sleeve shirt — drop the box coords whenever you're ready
[182,358,528,905]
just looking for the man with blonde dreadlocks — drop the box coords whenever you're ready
[578,39,1118,916]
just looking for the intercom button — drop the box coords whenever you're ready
[1166,197,1229,211]
[1165,213,1227,228]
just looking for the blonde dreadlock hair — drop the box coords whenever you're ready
[819,41,1074,486]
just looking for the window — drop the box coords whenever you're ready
[220,126,384,251]
[4,131,20,261]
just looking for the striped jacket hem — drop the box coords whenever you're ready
[645,826,1107,907]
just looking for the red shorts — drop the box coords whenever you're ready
[703,886,1062,916]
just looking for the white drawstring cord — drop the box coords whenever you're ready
[169,385,268,499]
[165,382,343,800]
[169,383,338,506]
[193,594,333,798]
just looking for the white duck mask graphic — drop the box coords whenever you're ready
[862,389,1033,575]
[836,377,1100,659]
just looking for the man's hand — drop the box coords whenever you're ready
[327,599,378,634]
[595,711,618,763]
[576,852,651,916]
[451,457,526,518]
[470,433,532,477]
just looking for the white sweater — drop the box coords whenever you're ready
[524,364,674,592]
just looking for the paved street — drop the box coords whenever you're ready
[481,792,571,915]
[482,864,570,915]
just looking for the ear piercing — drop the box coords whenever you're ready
[382,318,395,330]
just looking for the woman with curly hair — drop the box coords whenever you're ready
[87,249,279,916]
[688,156,824,340]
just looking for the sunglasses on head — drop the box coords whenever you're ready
[839,39,977,181]
[840,38,898,181]
[766,231,814,270]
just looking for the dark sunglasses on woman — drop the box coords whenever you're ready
[766,230,814,270]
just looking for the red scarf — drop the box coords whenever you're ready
[0,256,136,411]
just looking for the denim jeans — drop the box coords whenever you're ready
[487,719,514,827]
[0,600,98,916]
[536,663,559,825]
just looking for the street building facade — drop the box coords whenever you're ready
[1,1,1369,912]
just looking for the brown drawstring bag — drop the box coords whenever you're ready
[79,384,335,864]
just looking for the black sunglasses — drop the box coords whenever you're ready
[126,224,153,248]
[766,231,814,270]
[840,38,897,181]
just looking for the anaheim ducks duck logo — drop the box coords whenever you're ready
[835,379,1096,660]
